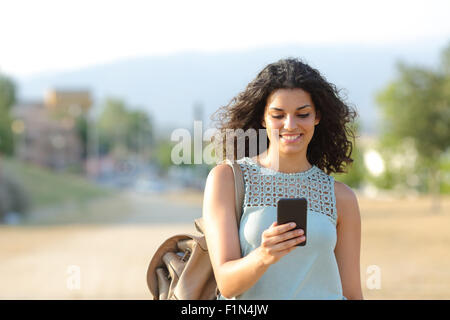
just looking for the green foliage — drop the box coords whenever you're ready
[376,63,449,160]
[2,157,113,209]
[152,139,176,172]
[0,169,30,219]
[0,113,14,155]
[75,115,89,159]
[333,143,366,189]
[375,41,450,194]
[0,74,16,111]
[96,97,154,156]
[0,73,16,155]
[97,98,129,154]
[126,110,154,153]
[440,152,450,193]
[150,137,211,174]
[332,121,367,188]
[368,138,419,191]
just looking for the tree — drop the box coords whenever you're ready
[96,97,154,158]
[97,98,129,155]
[152,138,176,173]
[376,42,450,212]
[126,109,154,155]
[75,115,89,160]
[0,74,16,111]
[0,73,16,155]
[332,120,366,189]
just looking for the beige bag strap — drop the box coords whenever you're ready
[222,158,245,226]
[195,159,245,233]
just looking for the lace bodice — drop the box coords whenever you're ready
[237,157,338,226]
[217,156,345,300]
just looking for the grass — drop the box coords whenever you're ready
[1,156,114,210]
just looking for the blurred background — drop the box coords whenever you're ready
[0,0,449,299]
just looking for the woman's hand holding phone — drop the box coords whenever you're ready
[257,221,305,266]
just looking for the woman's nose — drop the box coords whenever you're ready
[284,114,297,130]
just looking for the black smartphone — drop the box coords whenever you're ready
[276,197,307,246]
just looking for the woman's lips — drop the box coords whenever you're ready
[279,133,303,143]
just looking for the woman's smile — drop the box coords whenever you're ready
[279,133,304,143]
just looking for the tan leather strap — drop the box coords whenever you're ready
[222,159,245,227]
[195,159,245,233]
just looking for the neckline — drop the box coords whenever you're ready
[244,156,317,176]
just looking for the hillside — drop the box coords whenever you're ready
[15,39,447,137]
[1,157,113,210]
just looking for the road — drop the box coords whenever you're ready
[0,190,203,299]
[1,191,450,299]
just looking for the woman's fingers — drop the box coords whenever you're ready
[273,234,305,250]
[263,234,305,254]
[259,222,306,265]
[264,222,296,237]
[262,222,304,247]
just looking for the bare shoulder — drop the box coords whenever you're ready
[334,180,360,226]
[334,180,357,202]
[206,163,235,189]
[203,163,236,217]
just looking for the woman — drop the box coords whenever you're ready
[202,58,363,300]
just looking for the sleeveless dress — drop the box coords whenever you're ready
[217,156,347,300]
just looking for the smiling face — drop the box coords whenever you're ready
[262,88,320,157]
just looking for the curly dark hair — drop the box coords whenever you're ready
[210,57,358,174]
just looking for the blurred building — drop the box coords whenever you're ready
[45,89,92,116]
[11,89,92,170]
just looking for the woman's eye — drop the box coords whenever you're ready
[271,114,310,119]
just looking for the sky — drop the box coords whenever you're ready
[1,0,450,78]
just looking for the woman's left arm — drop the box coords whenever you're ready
[334,181,364,300]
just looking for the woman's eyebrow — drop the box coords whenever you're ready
[269,104,311,111]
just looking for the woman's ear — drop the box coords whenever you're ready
[314,110,321,126]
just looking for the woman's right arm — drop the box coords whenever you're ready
[202,164,305,299]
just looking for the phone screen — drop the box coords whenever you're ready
[276,198,307,246]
